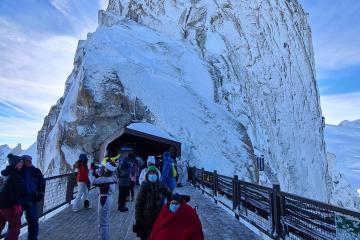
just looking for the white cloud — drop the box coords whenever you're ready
[304,0,360,70]
[321,92,360,125]
[0,18,79,148]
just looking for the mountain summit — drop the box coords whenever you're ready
[36,0,358,208]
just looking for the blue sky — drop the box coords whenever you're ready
[0,0,359,148]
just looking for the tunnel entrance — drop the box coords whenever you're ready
[99,123,181,165]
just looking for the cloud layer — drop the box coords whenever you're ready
[0,0,106,148]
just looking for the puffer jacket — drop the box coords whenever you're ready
[135,170,172,234]
[0,166,25,209]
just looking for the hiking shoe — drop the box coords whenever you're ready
[119,206,128,212]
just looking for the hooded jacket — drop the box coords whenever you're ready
[0,166,25,209]
[161,152,176,190]
[149,201,204,240]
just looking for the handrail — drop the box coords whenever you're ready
[280,191,360,219]
[188,166,360,240]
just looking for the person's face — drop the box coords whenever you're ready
[169,200,181,213]
[24,159,32,167]
[15,160,24,170]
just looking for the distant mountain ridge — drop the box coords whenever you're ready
[325,119,360,196]
[0,142,37,169]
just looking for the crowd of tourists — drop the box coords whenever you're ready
[0,154,45,240]
[72,149,203,240]
[0,149,203,240]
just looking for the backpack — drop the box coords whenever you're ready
[0,175,9,193]
[171,163,177,178]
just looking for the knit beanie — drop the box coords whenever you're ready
[21,155,32,162]
[148,166,158,173]
[171,193,183,202]
[79,154,88,162]
[8,154,23,167]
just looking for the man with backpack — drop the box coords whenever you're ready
[0,154,25,240]
[161,152,177,191]
[21,155,45,240]
[117,154,132,212]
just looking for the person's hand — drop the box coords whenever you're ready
[13,205,22,215]
[132,222,143,235]
[36,191,45,202]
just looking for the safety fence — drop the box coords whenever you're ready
[188,167,360,240]
[1,173,78,238]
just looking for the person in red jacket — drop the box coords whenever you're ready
[149,194,204,240]
[72,154,90,212]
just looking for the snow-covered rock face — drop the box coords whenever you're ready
[100,0,327,199]
[38,0,332,202]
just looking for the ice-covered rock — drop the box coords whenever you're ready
[36,0,355,207]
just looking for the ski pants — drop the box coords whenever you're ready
[0,207,22,240]
[73,182,89,210]
[98,195,113,240]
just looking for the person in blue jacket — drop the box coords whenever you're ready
[21,155,45,240]
[161,152,176,191]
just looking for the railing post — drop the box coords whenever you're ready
[233,175,239,219]
[271,184,282,239]
[213,170,218,202]
[201,168,205,189]
[66,173,76,204]
[192,166,196,186]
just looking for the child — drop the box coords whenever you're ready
[91,162,117,240]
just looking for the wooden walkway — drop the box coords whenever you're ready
[20,185,260,240]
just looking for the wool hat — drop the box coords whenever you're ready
[79,154,88,162]
[21,155,32,161]
[147,165,158,173]
[7,154,23,167]
[147,156,156,164]
[105,162,117,172]
[171,193,183,203]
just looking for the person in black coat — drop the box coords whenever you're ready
[21,155,45,240]
[0,154,25,240]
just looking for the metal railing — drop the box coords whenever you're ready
[188,167,360,240]
[1,173,77,238]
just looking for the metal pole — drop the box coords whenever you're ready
[271,184,281,239]
[201,168,205,191]
[192,166,196,186]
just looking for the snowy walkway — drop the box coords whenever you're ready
[20,185,260,240]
